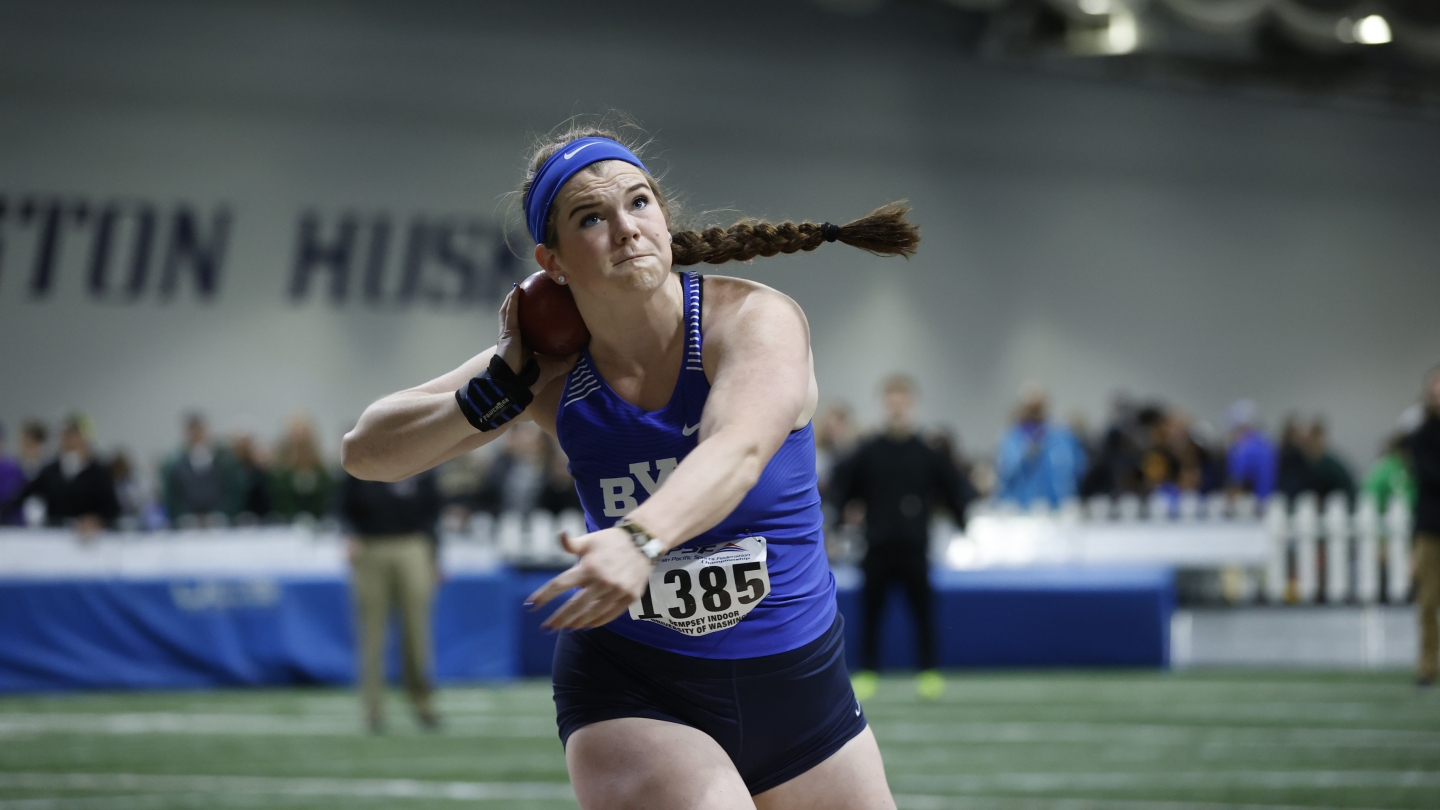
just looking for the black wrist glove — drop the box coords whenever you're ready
[455,354,541,432]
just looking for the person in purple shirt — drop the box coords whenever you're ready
[1224,400,1277,500]
[0,421,29,526]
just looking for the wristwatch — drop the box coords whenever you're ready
[616,518,666,563]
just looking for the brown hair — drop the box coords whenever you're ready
[514,117,920,264]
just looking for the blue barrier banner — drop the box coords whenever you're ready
[835,565,1175,670]
[0,575,518,692]
[0,565,1172,690]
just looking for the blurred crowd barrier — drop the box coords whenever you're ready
[2,493,1414,608]
[949,492,1414,606]
[0,509,591,579]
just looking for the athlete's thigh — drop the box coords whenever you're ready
[751,726,895,810]
[566,717,755,810]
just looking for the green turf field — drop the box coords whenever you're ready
[1,671,1436,809]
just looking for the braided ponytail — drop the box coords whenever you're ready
[670,202,920,266]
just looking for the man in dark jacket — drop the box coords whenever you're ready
[1411,367,1440,687]
[340,468,443,731]
[10,415,119,534]
[830,375,975,700]
[162,413,244,524]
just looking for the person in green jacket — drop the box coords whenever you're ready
[1363,432,1416,514]
[271,414,334,521]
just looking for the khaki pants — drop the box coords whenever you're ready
[1418,533,1440,679]
[352,534,436,723]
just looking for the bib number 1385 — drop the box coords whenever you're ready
[628,536,770,636]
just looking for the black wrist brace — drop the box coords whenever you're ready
[455,354,541,432]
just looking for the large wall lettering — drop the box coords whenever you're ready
[0,196,524,306]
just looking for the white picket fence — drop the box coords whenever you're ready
[1261,493,1412,605]
[966,493,1414,605]
[445,509,587,567]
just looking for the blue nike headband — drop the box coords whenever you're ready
[524,137,650,245]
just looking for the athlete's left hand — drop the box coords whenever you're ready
[527,528,652,630]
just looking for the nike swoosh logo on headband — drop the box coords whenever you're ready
[563,142,602,160]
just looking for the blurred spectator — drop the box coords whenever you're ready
[162,413,243,524]
[1276,416,1356,506]
[0,422,26,526]
[1277,415,1309,500]
[1150,410,1223,498]
[814,402,857,499]
[231,430,274,519]
[1224,399,1277,499]
[1362,431,1416,515]
[486,423,547,515]
[831,375,973,700]
[994,385,1082,508]
[110,451,147,526]
[436,445,497,523]
[539,443,583,514]
[1299,419,1355,507]
[1411,367,1440,687]
[9,414,119,533]
[340,468,442,732]
[927,429,975,498]
[1065,411,1094,485]
[18,420,48,478]
[271,415,333,520]
[1136,404,1171,495]
[1080,393,1144,498]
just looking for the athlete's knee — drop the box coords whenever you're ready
[573,761,734,810]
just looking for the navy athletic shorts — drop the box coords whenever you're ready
[552,613,867,795]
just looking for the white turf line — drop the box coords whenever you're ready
[892,796,1392,810]
[0,799,1392,810]
[3,714,1438,750]
[874,722,1440,748]
[0,773,575,801]
[888,771,1440,791]
[0,713,555,739]
[2,771,1435,800]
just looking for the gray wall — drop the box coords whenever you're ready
[2,0,1437,471]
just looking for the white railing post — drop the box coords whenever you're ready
[1263,496,1289,603]
[525,510,556,563]
[1205,492,1230,521]
[1146,493,1170,522]
[1322,496,1351,604]
[496,511,524,560]
[1116,493,1142,522]
[1085,494,1112,522]
[1294,493,1320,604]
[1384,500,1412,604]
[1177,492,1200,522]
[1355,495,1380,604]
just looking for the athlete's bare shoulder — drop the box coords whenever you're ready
[699,275,808,337]
[695,275,817,427]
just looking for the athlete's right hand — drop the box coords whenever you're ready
[497,285,577,394]
[526,528,652,631]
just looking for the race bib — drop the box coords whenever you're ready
[628,537,770,636]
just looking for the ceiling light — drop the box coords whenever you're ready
[1078,0,1111,15]
[1353,14,1391,45]
[1104,9,1139,54]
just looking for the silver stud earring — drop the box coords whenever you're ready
[558,274,567,283]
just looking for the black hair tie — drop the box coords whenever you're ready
[821,222,839,243]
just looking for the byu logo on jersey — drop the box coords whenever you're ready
[600,458,678,517]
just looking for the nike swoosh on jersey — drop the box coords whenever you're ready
[682,423,700,436]
[563,142,602,160]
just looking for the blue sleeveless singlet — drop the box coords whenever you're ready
[554,272,836,659]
